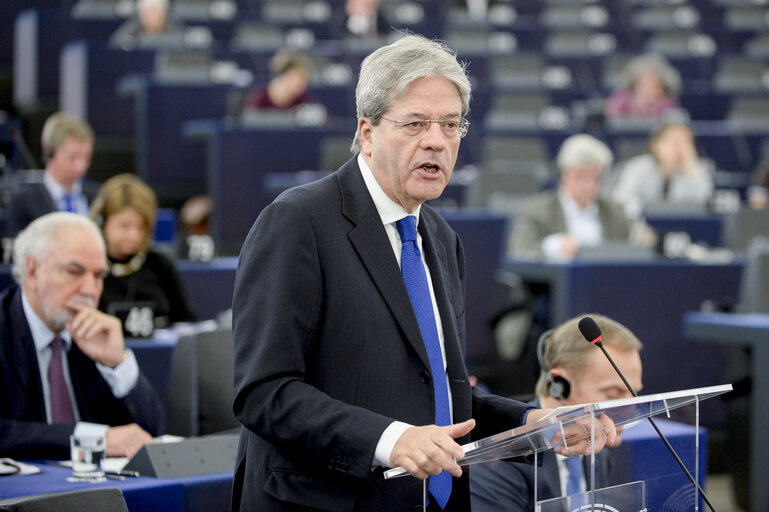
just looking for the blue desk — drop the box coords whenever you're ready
[611,419,707,510]
[683,312,769,511]
[0,461,231,512]
[177,257,237,321]
[644,213,723,248]
[506,258,742,427]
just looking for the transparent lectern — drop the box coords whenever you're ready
[385,384,731,511]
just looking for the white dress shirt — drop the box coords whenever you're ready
[357,154,453,468]
[542,189,604,261]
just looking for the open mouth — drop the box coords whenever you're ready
[421,164,440,174]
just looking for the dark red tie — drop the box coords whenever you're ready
[49,337,75,423]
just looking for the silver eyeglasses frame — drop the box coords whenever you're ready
[378,116,470,139]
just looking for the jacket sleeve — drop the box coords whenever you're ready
[232,200,393,480]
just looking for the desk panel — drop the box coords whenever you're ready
[0,463,184,512]
[0,462,232,512]
[683,312,769,511]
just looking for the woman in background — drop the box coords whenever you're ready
[605,53,681,120]
[90,174,196,328]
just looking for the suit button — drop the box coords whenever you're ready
[420,371,431,384]
[412,506,424,512]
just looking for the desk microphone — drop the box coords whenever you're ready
[578,316,718,512]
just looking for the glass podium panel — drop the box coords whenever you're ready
[384,384,731,479]
[537,481,646,512]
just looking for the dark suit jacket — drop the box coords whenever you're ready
[5,181,98,235]
[508,191,633,258]
[470,397,612,512]
[231,157,530,512]
[0,286,165,459]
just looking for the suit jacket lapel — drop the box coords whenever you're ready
[7,289,47,420]
[339,159,431,369]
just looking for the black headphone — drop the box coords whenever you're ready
[536,329,571,400]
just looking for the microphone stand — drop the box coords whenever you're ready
[594,339,718,512]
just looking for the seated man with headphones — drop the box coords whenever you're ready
[470,314,644,511]
[6,112,99,235]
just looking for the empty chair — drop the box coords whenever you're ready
[631,5,701,31]
[482,135,551,175]
[231,22,286,51]
[737,235,769,312]
[544,30,617,57]
[713,57,769,94]
[466,169,543,213]
[153,50,212,83]
[319,135,353,172]
[165,329,239,437]
[540,4,610,29]
[728,96,769,132]
[71,0,128,19]
[484,93,570,130]
[261,0,331,24]
[722,209,769,253]
[489,54,544,89]
[724,6,769,31]
[744,33,769,58]
[0,489,128,512]
[644,31,717,58]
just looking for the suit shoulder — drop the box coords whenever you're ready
[521,192,558,212]
[272,173,340,212]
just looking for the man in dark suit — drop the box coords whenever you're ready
[471,314,644,511]
[231,35,615,512]
[0,212,164,460]
[508,134,654,261]
[6,113,98,235]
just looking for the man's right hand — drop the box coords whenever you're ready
[106,423,153,458]
[389,419,475,480]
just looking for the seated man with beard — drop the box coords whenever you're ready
[0,212,164,459]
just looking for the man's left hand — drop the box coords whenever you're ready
[66,299,125,368]
[525,409,618,457]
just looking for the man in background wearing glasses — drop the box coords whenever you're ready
[231,35,614,512]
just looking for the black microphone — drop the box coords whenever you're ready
[578,316,718,512]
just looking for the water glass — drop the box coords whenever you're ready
[68,434,106,482]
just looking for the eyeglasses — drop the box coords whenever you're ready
[379,116,470,139]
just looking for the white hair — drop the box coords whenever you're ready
[351,34,472,153]
[138,0,168,12]
[556,134,613,174]
[12,212,105,285]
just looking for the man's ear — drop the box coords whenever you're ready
[25,257,39,290]
[359,118,374,157]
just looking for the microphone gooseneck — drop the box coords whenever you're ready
[578,316,718,512]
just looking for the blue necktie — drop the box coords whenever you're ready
[63,194,75,213]
[564,455,584,496]
[396,215,452,509]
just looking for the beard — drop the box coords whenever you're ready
[39,294,96,332]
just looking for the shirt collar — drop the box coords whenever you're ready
[558,188,598,217]
[357,153,421,227]
[43,171,82,201]
[21,291,72,353]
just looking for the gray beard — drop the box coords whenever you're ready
[39,295,96,333]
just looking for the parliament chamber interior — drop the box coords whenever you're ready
[1,0,769,510]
